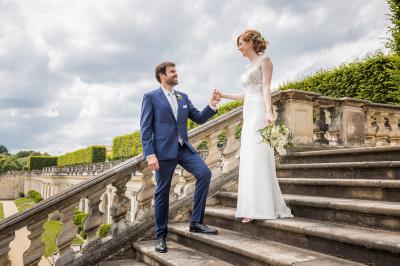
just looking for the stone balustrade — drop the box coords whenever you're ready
[272,89,400,147]
[0,101,243,265]
[42,160,125,177]
[1,89,399,265]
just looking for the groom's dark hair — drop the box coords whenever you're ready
[155,61,176,83]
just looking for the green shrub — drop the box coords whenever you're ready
[28,156,58,171]
[33,194,43,203]
[73,209,88,239]
[235,123,243,140]
[57,146,106,166]
[217,131,228,149]
[18,192,25,198]
[112,131,142,160]
[27,190,43,203]
[279,52,400,105]
[97,223,112,238]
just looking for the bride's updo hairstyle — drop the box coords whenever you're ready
[237,29,269,54]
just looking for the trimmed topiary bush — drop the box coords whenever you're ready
[112,131,142,160]
[28,156,58,171]
[57,146,106,166]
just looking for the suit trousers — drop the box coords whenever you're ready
[154,143,212,239]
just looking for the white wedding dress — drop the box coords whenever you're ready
[235,56,293,219]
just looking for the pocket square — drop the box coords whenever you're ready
[183,105,188,109]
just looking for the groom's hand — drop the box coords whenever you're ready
[147,155,159,171]
[210,89,221,107]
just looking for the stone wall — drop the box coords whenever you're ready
[0,172,26,200]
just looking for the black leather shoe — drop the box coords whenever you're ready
[189,222,218,235]
[155,237,167,253]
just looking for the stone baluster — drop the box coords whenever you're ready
[173,166,195,200]
[22,217,47,266]
[375,111,390,146]
[128,162,156,222]
[110,172,133,235]
[364,109,377,146]
[204,131,224,179]
[313,105,329,145]
[389,113,400,145]
[55,204,78,266]
[327,106,341,146]
[0,232,15,266]
[221,120,242,173]
[81,189,106,253]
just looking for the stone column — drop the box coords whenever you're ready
[282,99,314,144]
[340,105,365,145]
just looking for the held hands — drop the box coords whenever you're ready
[210,89,222,107]
[147,155,159,171]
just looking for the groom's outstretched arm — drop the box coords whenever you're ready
[140,94,155,158]
[187,98,217,125]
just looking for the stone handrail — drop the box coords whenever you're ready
[1,89,399,265]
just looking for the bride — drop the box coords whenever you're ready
[216,29,293,223]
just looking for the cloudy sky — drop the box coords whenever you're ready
[0,0,390,155]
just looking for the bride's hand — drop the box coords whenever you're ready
[266,112,274,124]
[214,89,223,99]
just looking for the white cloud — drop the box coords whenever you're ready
[0,0,391,154]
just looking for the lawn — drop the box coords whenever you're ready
[14,197,35,212]
[14,198,85,257]
[0,203,4,220]
[41,220,63,257]
[41,220,84,257]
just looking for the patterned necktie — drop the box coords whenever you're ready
[168,91,183,145]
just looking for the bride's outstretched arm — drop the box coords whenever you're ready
[260,57,274,123]
[217,91,245,100]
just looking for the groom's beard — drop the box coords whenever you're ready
[165,76,178,86]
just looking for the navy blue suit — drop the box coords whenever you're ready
[140,87,216,238]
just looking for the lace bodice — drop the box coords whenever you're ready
[240,56,263,94]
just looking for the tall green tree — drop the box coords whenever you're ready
[386,0,400,54]
[0,145,8,154]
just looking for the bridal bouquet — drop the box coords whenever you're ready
[258,123,293,155]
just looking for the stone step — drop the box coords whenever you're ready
[97,260,148,266]
[168,223,363,266]
[277,161,400,180]
[281,146,400,164]
[203,206,400,266]
[216,192,400,231]
[279,178,400,201]
[134,239,232,266]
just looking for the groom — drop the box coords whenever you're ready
[140,61,221,253]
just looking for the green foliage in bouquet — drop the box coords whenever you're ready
[258,124,294,156]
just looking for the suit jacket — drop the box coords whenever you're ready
[140,87,217,160]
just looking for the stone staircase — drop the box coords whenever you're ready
[100,146,400,266]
